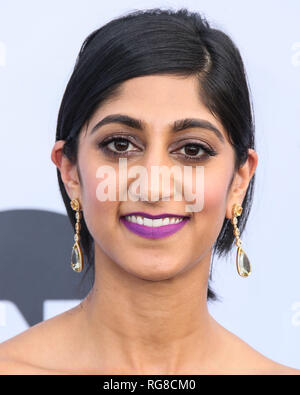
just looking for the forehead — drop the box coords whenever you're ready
[84,74,227,140]
[110,74,206,112]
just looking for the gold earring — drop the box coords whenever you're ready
[70,198,84,273]
[231,203,251,277]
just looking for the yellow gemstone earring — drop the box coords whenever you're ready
[70,198,84,273]
[231,203,251,277]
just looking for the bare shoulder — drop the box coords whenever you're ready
[0,303,83,374]
[215,320,300,375]
[0,358,69,375]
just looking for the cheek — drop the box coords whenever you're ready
[202,151,235,216]
[79,159,120,242]
[186,169,230,255]
[204,174,228,213]
[193,163,233,239]
[183,163,232,216]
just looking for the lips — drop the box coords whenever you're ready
[120,212,190,239]
[120,212,191,220]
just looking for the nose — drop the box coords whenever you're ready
[128,144,180,203]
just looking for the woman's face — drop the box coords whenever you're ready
[56,74,256,281]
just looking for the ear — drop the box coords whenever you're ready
[51,140,81,201]
[225,148,258,219]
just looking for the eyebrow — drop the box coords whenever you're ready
[90,113,225,144]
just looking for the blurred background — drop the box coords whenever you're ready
[0,0,299,368]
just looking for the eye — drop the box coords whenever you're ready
[176,143,217,162]
[98,137,140,157]
[98,136,217,162]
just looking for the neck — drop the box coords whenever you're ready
[79,246,222,374]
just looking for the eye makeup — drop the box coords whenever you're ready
[97,133,218,163]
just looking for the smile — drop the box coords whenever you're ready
[120,215,190,239]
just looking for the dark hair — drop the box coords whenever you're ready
[55,7,256,301]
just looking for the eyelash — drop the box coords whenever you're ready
[98,136,217,162]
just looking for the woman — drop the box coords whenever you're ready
[0,8,298,375]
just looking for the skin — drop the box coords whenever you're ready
[0,74,299,375]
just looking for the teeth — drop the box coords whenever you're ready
[136,216,143,225]
[144,217,152,227]
[162,218,170,226]
[124,215,186,227]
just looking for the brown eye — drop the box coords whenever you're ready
[108,138,131,152]
[182,144,204,157]
[173,142,217,162]
[98,136,141,157]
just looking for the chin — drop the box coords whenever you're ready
[123,259,185,282]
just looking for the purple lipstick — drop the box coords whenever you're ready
[120,212,190,239]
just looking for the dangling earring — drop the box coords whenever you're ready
[231,203,251,277]
[70,198,84,273]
